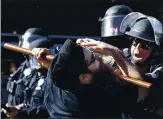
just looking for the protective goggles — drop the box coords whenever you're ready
[131,37,155,50]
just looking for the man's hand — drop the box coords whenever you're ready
[76,38,116,55]
[32,48,51,69]
[1,103,24,118]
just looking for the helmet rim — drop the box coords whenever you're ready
[126,30,155,43]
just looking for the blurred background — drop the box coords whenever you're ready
[1,0,163,75]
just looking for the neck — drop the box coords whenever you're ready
[131,56,152,73]
[136,63,149,73]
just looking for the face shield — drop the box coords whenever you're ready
[21,33,45,49]
[101,15,126,37]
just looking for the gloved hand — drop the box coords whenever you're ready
[1,103,24,118]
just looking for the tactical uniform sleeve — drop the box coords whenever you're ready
[144,64,163,83]
[143,63,163,110]
[43,40,87,118]
[48,39,85,91]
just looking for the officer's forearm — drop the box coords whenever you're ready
[108,47,143,79]
[109,48,150,102]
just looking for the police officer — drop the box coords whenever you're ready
[3,28,53,119]
[120,12,163,118]
[100,5,133,48]
[76,12,163,118]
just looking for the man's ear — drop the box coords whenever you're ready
[79,73,93,84]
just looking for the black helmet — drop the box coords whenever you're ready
[100,5,133,37]
[120,12,163,47]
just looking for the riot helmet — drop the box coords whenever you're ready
[19,28,53,69]
[100,5,133,37]
[19,28,48,48]
[120,12,163,64]
[100,5,133,48]
[120,12,163,48]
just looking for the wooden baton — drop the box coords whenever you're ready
[3,43,54,61]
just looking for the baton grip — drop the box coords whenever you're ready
[4,43,54,61]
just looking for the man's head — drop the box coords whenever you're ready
[120,12,163,64]
[19,28,53,69]
[80,46,114,84]
[100,5,133,48]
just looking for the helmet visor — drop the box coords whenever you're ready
[101,15,125,37]
[21,33,44,49]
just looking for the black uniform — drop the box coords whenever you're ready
[5,28,53,118]
[44,39,87,118]
[7,60,29,106]
[6,61,49,119]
